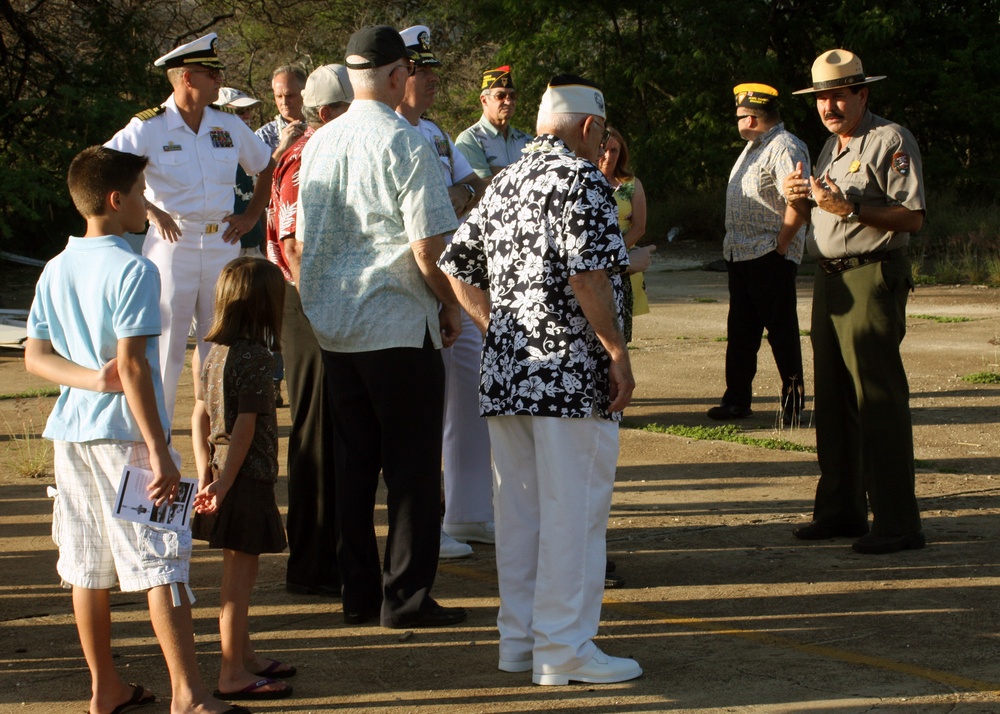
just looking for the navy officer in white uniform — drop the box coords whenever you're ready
[106,33,274,424]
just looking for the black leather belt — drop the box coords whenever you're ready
[818,251,893,275]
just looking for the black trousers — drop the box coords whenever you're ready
[281,285,339,590]
[810,251,921,536]
[723,250,804,409]
[321,332,444,626]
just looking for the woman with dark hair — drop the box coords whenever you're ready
[598,127,649,342]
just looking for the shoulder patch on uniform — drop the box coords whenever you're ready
[210,105,239,115]
[892,152,910,176]
[134,106,166,121]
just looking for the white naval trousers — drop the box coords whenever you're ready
[143,222,238,422]
[488,413,618,673]
[441,310,494,524]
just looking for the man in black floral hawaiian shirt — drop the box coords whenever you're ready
[439,75,643,687]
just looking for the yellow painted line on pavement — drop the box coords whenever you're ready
[440,562,1000,694]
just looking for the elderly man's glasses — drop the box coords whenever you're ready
[736,114,754,123]
[392,61,417,78]
[593,121,611,148]
[491,91,517,102]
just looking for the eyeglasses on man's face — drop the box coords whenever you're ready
[392,61,417,78]
[593,121,611,148]
[736,114,754,123]
[491,91,517,102]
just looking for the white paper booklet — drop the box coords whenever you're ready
[113,464,196,530]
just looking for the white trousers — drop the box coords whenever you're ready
[143,222,238,423]
[488,414,618,673]
[441,310,493,524]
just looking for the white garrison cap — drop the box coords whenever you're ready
[539,75,606,119]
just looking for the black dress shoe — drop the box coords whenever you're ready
[343,606,381,625]
[606,559,616,574]
[793,520,869,540]
[852,531,926,554]
[286,581,341,598]
[386,602,467,629]
[707,404,752,420]
[605,572,626,589]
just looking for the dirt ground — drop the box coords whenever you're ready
[2,243,1000,714]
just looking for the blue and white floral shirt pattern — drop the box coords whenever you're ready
[439,135,629,421]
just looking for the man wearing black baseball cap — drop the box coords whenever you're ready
[296,26,466,629]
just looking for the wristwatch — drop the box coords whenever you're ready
[843,202,861,224]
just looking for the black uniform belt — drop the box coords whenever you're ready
[818,251,893,275]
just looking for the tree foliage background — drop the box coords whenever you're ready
[2,0,998,258]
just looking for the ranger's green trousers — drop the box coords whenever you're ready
[810,250,922,537]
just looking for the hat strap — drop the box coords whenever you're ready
[812,73,867,91]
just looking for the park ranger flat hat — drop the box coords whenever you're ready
[792,49,885,94]
[155,33,225,70]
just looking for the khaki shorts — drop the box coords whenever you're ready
[51,440,190,592]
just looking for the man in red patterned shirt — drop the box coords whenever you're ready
[265,63,352,598]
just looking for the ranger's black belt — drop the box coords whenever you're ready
[818,251,893,275]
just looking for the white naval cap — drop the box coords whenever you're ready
[155,33,225,70]
[399,25,442,67]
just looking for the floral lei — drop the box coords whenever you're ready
[521,134,573,156]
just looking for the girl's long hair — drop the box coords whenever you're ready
[205,256,285,350]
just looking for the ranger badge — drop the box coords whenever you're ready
[892,152,910,176]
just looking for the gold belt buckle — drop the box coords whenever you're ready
[204,223,219,234]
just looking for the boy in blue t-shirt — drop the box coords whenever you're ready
[25,146,247,714]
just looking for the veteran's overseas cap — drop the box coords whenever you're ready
[400,25,441,67]
[482,66,514,91]
[155,33,225,70]
[539,74,605,119]
[214,87,261,108]
[793,49,886,95]
[345,25,414,70]
[303,64,354,108]
[734,83,778,109]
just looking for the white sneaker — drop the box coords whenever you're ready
[532,649,642,686]
[498,657,532,673]
[439,530,473,559]
[443,521,496,544]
